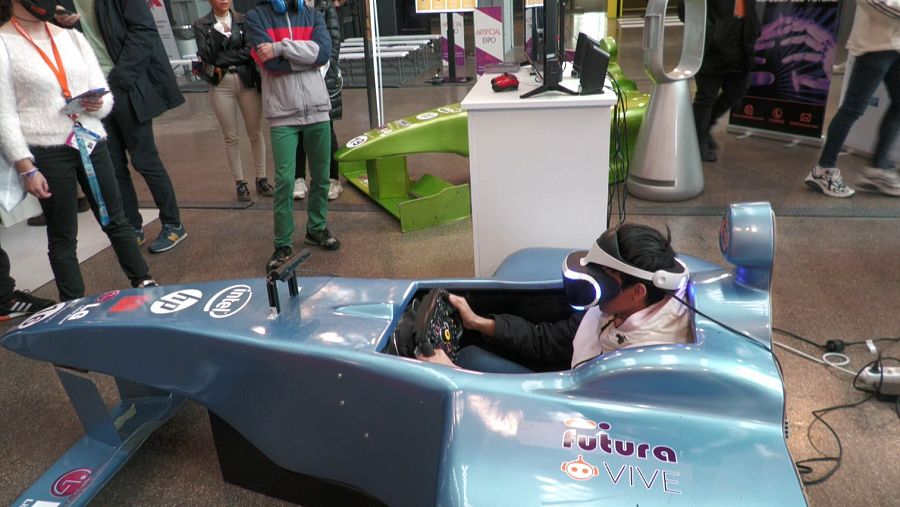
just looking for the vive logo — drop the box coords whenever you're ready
[203,285,252,319]
[150,289,203,315]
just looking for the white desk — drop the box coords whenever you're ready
[461,68,617,277]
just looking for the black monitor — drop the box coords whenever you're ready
[521,1,577,99]
[574,33,609,95]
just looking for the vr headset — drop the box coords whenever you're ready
[562,228,689,310]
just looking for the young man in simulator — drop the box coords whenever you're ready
[419,224,693,372]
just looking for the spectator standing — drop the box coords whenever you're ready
[680,0,761,162]
[0,244,56,320]
[193,0,274,203]
[805,0,899,198]
[0,0,157,301]
[293,0,344,201]
[247,0,341,272]
[57,0,189,253]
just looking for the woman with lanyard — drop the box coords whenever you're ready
[193,0,272,202]
[0,0,156,300]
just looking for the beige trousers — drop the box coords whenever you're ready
[209,72,266,181]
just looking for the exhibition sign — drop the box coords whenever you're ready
[147,0,179,61]
[474,7,504,75]
[416,0,476,13]
[440,13,466,69]
[728,0,842,140]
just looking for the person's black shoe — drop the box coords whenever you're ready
[27,213,47,226]
[305,228,340,251]
[236,181,251,202]
[256,178,274,197]
[77,196,90,213]
[699,144,717,162]
[266,245,293,272]
[0,290,56,321]
[707,136,718,150]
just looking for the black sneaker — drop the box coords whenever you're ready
[236,181,251,202]
[699,143,717,162]
[27,213,47,226]
[266,245,293,272]
[135,228,146,247]
[305,228,340,251]
[133,278,159,288]
[0,290,56,321]
[256,178,274,197]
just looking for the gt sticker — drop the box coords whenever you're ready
[346,135,368,148]
[109,295,151,313]
[416,112,438,120]
[203,285,252,319]
[397,119,412,127]
[59,304,101,324]
[437,106,461,114]
[561,455,599,481]
[150,289,203,315]
[18,302,67,329]
[50,468,91,497]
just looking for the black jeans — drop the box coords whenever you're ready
[693,69,751,143]
[104,91,181,230]
[32,142,152,301]
[295,121,340,180]
[0,244,14,301]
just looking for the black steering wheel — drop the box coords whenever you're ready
[412,289,464,361]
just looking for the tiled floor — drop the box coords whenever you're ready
[1,13,899,507]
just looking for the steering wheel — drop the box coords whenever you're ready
[412,288,464,361]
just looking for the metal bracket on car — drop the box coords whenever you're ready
[266,249,311,316]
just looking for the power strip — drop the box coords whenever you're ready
[857,366,900,397]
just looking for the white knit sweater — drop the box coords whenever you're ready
[0,23,113,165]
[847,0,900,56]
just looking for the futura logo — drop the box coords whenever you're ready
[150,289,203,314]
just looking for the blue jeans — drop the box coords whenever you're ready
[818,50,900,169]
[454,346,534,374]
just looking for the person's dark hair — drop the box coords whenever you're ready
[0,0,11,24]
[616,223,678,305]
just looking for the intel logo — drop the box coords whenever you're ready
[203,285,252,319]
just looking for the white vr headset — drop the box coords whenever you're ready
[562,227,689,310]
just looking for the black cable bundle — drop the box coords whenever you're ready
[606,72,629,228]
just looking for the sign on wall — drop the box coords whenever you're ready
[147,0,180,61]
[440,12,466,69]
[728,0,842,140]
[416,0,476,13]
[474,7,504,75]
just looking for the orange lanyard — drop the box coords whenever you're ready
[11,17,72,100]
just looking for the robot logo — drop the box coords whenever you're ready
[561,455,600,481]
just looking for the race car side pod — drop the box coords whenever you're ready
[266,249,311,316]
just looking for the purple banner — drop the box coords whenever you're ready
[729,0,842,138]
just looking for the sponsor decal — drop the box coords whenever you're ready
[559,418,681,494]
[95,290,120,302]
[415,112,438,121]
[719,214,731,255]
[109,295,151,313]
[203,285,252,319]
[59,304,101,324]
[396,119,412,128]
[437,106,461,114]
[150,289,203,315]
[50,468,92,497]
[346,135,368,148]
[18,302,67,330]
[18,501,61,507]
[377,126,392,135]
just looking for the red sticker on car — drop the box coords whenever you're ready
[109,295,150,313]
[51,468,91,497]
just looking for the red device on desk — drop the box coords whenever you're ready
[491,73,519,92]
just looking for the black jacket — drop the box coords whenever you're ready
[60,0,185,122]
[192,10,260,91]
[315,0,342,119]
[678,0,761,70]
[483,311,585,371]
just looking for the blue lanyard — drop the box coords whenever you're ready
[72,124,110,227]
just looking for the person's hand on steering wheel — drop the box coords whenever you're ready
[416,348,458,368]
[447,294,496,337]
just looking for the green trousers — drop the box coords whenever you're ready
[270,122,331,248]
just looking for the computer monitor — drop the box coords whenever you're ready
[577,34,609,96]
[521,0,577,99]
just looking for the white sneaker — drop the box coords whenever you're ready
[328,178,343,200]
[857,167,900,197]
[293,178,307,200]
[804,166,855,198]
